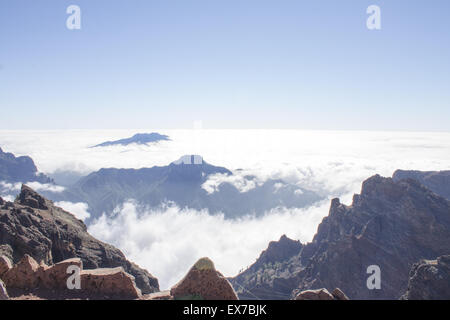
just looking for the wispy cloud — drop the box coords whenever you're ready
[55,201,91,221]
[88,199,336,290]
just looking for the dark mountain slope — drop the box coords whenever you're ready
[0,147,52,184]
[51,156,322,221]
[0,185,159,294]
[232,174,450,300]
[393,169,450,200]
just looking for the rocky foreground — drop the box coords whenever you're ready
[0,185,241,300]
[0,185,159,295]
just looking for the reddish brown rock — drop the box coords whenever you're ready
[294,288,334,300]
[80,267,141,299]
[38,258,83,290]
[3,254,40,289]
[144,290,173,300]
[0,255,12,278]
[171,257,238,300]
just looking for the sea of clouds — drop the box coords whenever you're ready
[1,129,449,289]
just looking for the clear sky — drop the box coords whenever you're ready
[0,0,449,130]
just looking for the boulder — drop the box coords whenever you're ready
[38,258,83,290]
[171,257,238,300]
[331,288,349,300]
[0,279,8,300]
[0,255,12,278]
[81,267,141,299]
[3,254,40,289]
[294,288,335,300]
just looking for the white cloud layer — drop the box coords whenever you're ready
[55,201,91,221]
[26,182,65,193]
[0,181,64,194]
[88,199,333,290]
[2,129,450,290]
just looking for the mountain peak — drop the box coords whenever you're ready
[171,155,204,165]
[16,184,49,210]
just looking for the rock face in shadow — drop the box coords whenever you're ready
[0,147,52,184]
[0,185,159,294]
[401,255,450,300]
[170,257,238,300]
[231,235,303,300]
[393,170,450,200]
[232,174,450,300]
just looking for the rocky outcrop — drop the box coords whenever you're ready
[294,288,349,300]
[0,279,8,300]
[331,288,350,300]
[80,267,141,299]
[393,170,450,200]
[0,255,12,277]
[170,257,238,300]
[231,235,303,300]
[401,255,450,300]
[0,185,159,294]
[2,254,141,299]
[0,147,52,184]
[2,255,40,289]
[232,174,450,300]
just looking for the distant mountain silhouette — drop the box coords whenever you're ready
[0,147,52,184]
[393,169,450,200]
[91,133,170,148]
[50,156,323,222]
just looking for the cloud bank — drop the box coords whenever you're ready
[88,199,333,290]
[2,129,450,290]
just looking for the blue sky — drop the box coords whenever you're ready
[0,0,449,130]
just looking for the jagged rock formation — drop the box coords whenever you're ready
[231,235,303,300]
[0,147,52,184]
[170,257,238,300]
[232,174,450,300]
[401,255,450,300]
[0,185,159,294]
[1,254,141,299]
[294,288,349,300]
[393,170,450,200]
